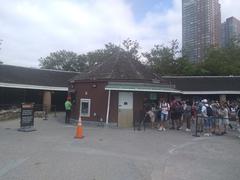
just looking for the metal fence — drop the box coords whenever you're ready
[192,115,239,137]
[133,111,240,137]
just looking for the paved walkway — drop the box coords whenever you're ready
[0,113,240,180]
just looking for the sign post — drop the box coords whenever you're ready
[18,103,36,132]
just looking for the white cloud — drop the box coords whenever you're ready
[0,0,239,67]
[220,0,240,21]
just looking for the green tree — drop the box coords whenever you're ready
[39,39,141,72]
[201,43,240,75]
[39,50,87,72]
[122,38,141,60]
[143,40,188,75]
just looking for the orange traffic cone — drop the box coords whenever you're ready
[75,116,84,139]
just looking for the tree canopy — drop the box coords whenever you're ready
[39,38,141,72]
[39,50,82,71]
[39,38,240,76]
[143,38,240,76]
[143,40,196,75]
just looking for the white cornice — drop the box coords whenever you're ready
[182,91,240,95]
[0,82,67,91]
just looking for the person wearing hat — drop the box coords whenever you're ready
[65,96,72,124]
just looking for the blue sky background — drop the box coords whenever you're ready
[130,0,172,21]
[0,0,239,67]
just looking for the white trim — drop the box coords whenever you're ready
[80,98,91,117]
[0,82,67,91]
[105,87,181,93]
[163,76,240,78]
[182,91,240,95]
[106,90,111,125]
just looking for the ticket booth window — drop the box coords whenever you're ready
[80,99,91,117]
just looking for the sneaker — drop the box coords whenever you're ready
[185,128,191,132]
[163,128,166,131]
[204,133,209,137]
[179,126,183,130]
[158,127,163,131]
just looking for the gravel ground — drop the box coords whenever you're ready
[0,113,240,180]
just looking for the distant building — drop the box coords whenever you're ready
[221,17,240,47]
[182,0,221,62]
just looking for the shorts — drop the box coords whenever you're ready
[204,116,213,129]
[215,118,223,126]
[161,113,168,121]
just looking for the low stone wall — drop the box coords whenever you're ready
[0,109,20,121]
[0,109,46,121]
[34,111,45,118]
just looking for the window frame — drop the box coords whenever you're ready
[80,98,91,117]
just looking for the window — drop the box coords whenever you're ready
[80,99,91,117]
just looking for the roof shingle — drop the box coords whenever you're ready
[72,57,159,81]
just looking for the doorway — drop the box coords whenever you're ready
[118,92,133,128]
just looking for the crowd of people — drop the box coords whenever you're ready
[144,98,240,138]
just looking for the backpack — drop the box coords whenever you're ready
[237,108,240,118]
[197,103,203,114]
[206,106,213,116]
[175,104,183,114]
[186,105,192,113]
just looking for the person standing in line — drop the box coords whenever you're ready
[169,99,177,129]
[158,100,170,131]
[184,101,192,132]
[222,103,230,134]
[65,97,72,124]
[218,104,228,135]
[201,99,211,136]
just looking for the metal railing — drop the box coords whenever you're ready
[192,115,239,137]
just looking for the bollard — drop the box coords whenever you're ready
[43,105,48,120]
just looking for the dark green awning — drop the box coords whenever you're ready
[105,82,181,93]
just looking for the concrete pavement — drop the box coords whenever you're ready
[0,113,240,180]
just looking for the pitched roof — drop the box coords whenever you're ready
[0,64,78,90]
[72,57,159,81]
[163,76,240,94]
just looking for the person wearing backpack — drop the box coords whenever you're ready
[175,101,183,130]
[158,100,170,131]
[183,101,192,132]
[201,99,212,136]
[206,103,214,135]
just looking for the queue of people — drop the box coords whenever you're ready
[142,98,240,138]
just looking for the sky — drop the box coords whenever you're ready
[0,0,240,68]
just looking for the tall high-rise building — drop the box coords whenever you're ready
[221,17,240,47]
[182,0,221,62]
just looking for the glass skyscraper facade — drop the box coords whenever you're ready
[221,17,240,47]
[182,0,221,62]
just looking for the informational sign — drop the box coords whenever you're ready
[19,103,36,132]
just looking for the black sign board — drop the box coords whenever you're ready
[19,103,36,132]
